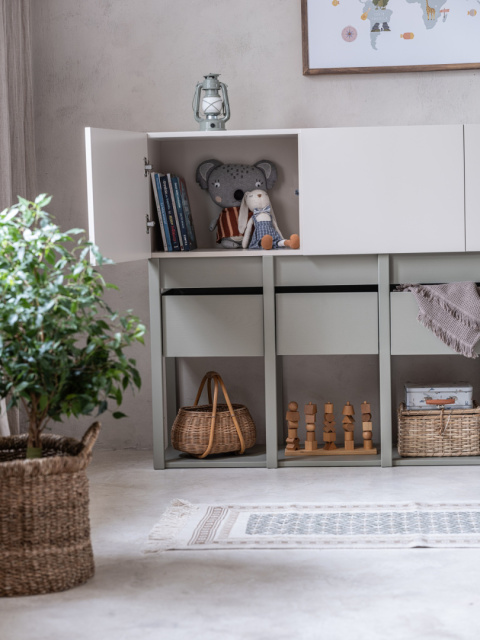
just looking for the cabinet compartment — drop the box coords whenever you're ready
[390,292,455,355]
[162,294,264,357]
[148,132,300,253]
[300,125,465,255]
[160,257,262,289]
[276,292,378,355]
[275,255,378,286]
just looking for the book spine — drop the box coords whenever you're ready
[167,174,184,250]
[171,176,190,251]
[153,173,172,252]
[179,177,197,249]
[160,175,181,251]
[151,173,168,251]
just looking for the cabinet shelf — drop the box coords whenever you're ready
[392,448,480,466]
[165,445,267,469]
[278,448,381,467]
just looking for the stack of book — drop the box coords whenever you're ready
[150,172,197,251]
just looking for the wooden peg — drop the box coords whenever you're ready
[345,440,355,451]
[286,411,300,421]
[285,401,300,451]
[362,413,372,422]
[324,413,336,423]
[363,431,372,440]
[324,402,334,413]
[344,431,354,441]
[305,402,317,415]
[342,402,355,416]
[364,440,373,450]
[304,402,317,451]
[323,432,336,442]
[361,401,371,414]
[288,401,298,411]
[305,414,317,424]
[362,422,373,431]
[342,415,355,424]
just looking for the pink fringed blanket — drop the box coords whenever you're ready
[397,282,480,358]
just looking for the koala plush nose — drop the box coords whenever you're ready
[234,189,244,201]
[257,193,262,197]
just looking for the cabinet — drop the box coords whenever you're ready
[85,124,480,470]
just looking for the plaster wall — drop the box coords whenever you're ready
[30,0,480,449]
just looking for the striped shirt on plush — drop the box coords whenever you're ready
[216,207,252,243]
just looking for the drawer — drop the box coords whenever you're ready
[160,257,262,289]
[162,294,264,357]
[276,292,378,355]
[391,254,480,285]
[275,255,378,287]
[390,292,456,355]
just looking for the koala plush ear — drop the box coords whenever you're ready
[255,160,278,190]
[196,159,223,189]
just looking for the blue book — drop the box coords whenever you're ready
[179,177,197,250]
[160,175,181,251]
[152,173,172,252]
[171,176,190,251]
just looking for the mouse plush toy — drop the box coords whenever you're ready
[239,190,300,250]
[196,159,277,248]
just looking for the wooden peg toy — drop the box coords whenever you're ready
[304,402,318,451]
[361,401,373,450]
[285,401,300,451]
[323,401,337,450]
[342,402,355,449]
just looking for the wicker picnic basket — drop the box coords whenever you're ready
[397,402,480,457]
[171,371,256,458]
[0,422,100,597]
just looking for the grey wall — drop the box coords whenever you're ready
[30,0,480,449]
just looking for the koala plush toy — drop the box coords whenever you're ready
[196,159,277,248]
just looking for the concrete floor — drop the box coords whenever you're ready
[3,451,480,639]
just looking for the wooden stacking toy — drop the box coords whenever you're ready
[342,401,355,451]
[285,401,300,452]
[323,402,337,450]
[304,402,318,451]
[284,398,377,456]
[361,401,373,450]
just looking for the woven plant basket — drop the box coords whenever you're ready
[398,403,480,457]
[171,371,256,458]
[0,422,100,597]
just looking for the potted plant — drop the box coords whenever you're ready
[0,195,145,596]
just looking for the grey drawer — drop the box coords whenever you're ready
[390,292,456,355]
[160,257,262,289]
[162,294,264,357]
[276,292,379,355]
[391,254,480,284]
[275,255,378,287]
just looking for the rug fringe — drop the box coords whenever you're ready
[145,499,197,553]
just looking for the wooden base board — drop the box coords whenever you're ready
[285,446,378,456]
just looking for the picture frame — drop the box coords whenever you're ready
[301,0,480,75]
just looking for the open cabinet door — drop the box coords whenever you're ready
[85,127,151,263]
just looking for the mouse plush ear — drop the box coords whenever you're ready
[238,192,251,234]
[196,159,222,189]
[255,160,278,190]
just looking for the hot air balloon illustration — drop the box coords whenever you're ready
[467,9,477,16]
[361,8,371,20]
[332,0,339,6]
[400,32,415,39]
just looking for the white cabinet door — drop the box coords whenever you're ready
[299,125,465,255]
[464,124,480,252]
[85,127,151,263]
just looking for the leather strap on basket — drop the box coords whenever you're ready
[193,371,246,458]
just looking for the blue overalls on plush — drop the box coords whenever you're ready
[248,206,284,249]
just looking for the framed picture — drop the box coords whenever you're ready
[301,0,480,75]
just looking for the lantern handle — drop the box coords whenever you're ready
[219,81,230,122]
[192,82,203,123]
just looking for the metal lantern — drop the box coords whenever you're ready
[192,74,230,131]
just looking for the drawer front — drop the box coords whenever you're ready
[390,292,455,355]
[160,257,263,289]
[163,295,264,357]
[391,254,480,285]
[276,292,378,355]
[275,255,378,287]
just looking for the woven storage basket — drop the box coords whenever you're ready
[171,371,256,458]
[0,422,100,597]
[398,403,480,457]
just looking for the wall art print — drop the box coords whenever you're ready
[302,0,480,74]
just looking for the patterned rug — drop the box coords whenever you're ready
[147,499,480,551]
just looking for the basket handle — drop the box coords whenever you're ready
[194,371,246,458]
[80,422,101,458]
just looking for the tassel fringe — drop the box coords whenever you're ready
[145,499,197,552]
[398,284,480,330]
[417,313,479,359]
